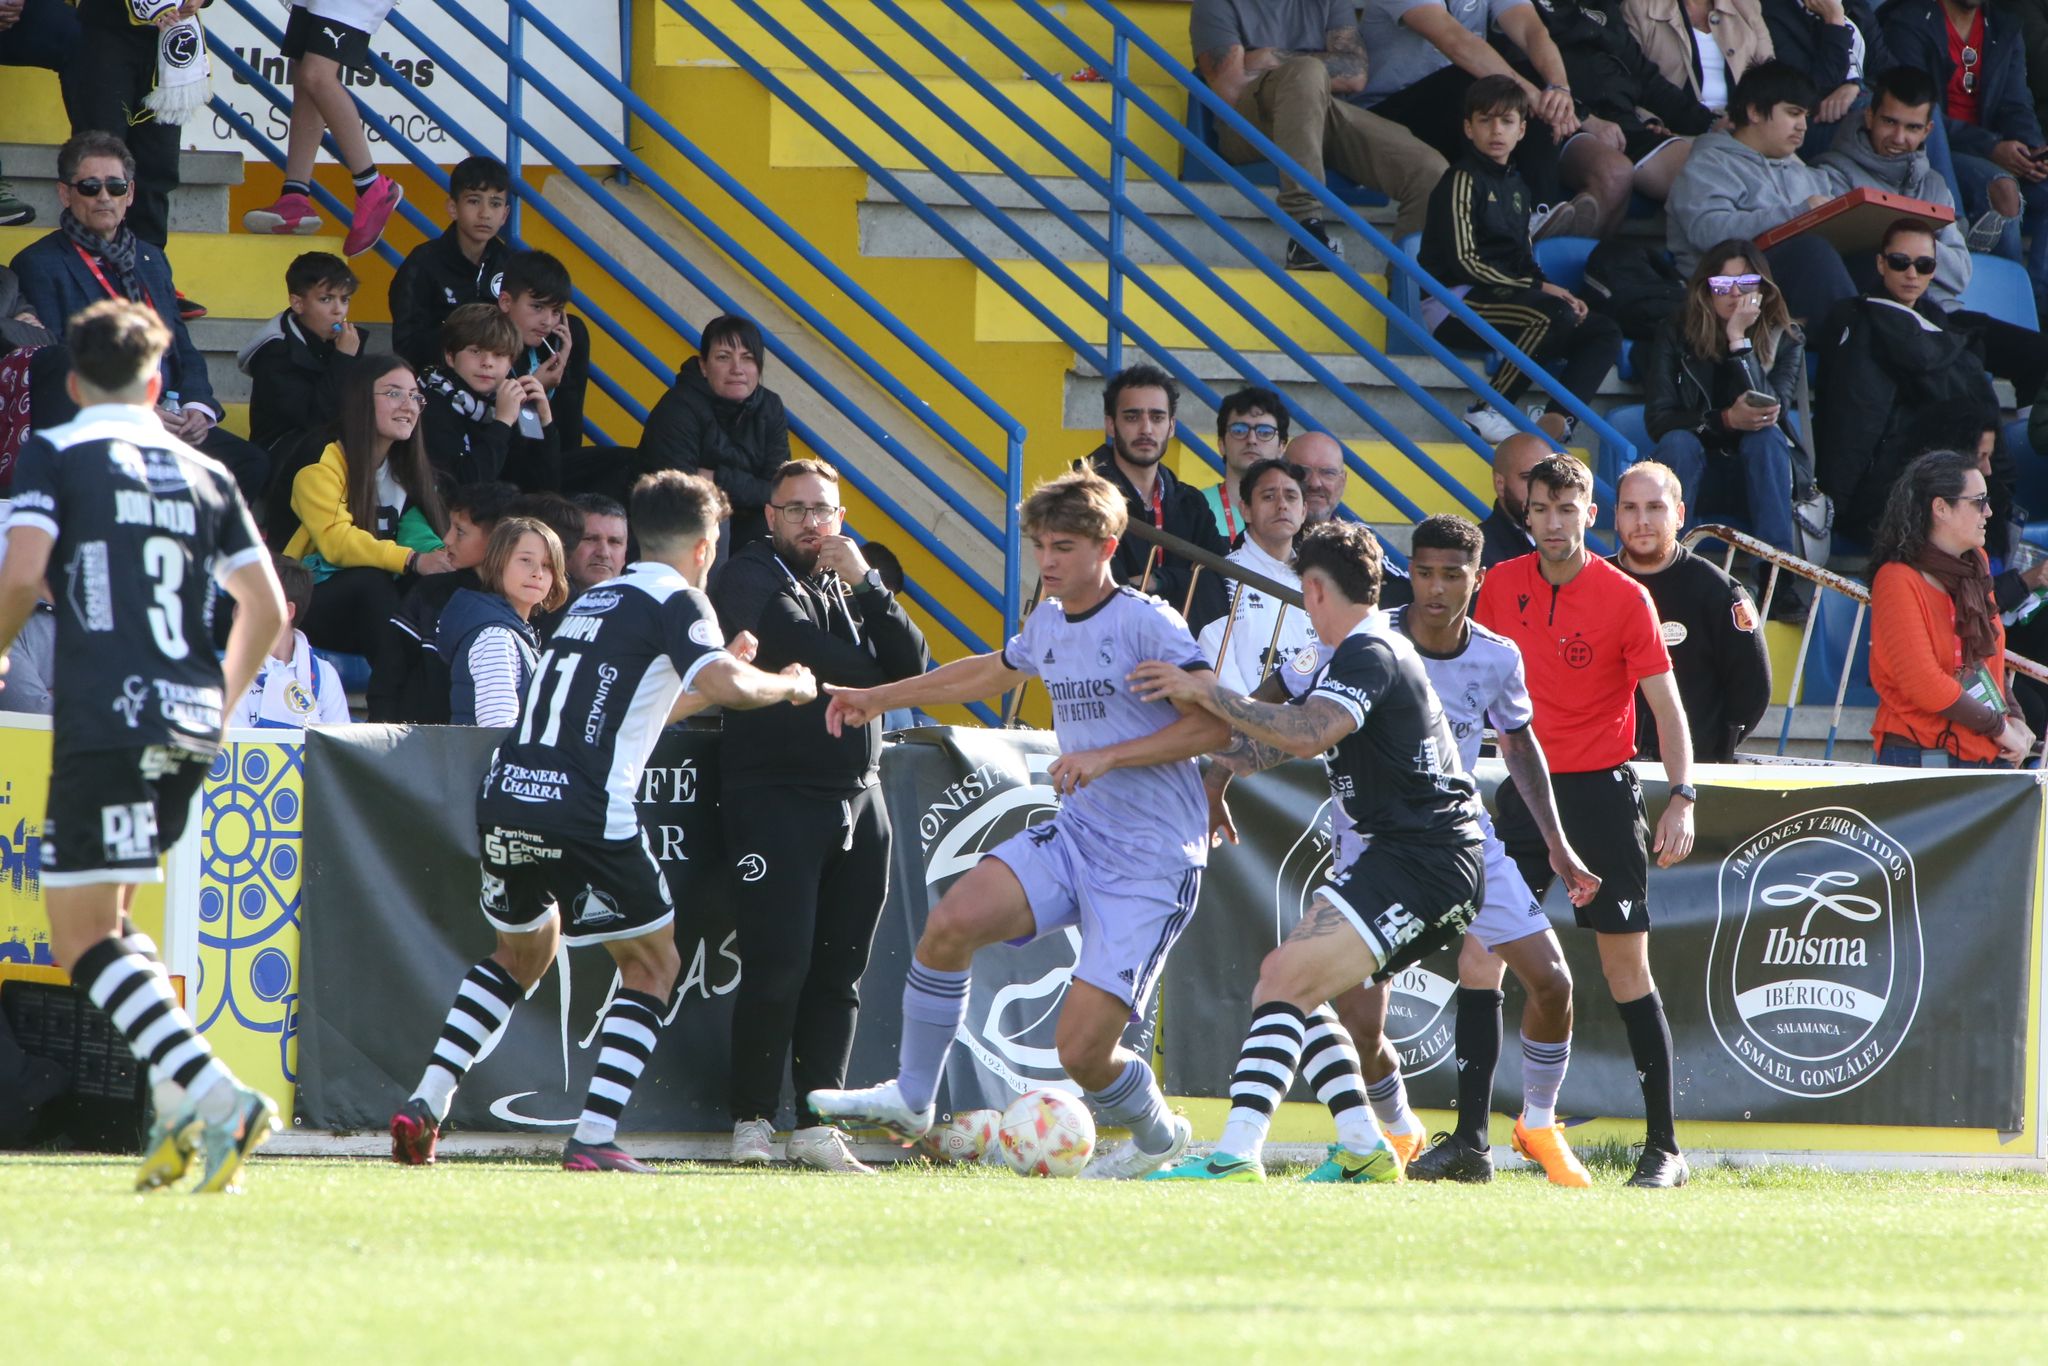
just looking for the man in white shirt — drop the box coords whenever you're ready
[1199,459,1318,692]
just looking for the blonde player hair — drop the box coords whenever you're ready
[1021,470,1128,543]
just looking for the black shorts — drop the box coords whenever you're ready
[282,7,374,72]
[1318,840,1484,983]
[478,824,675,946]
[42,745,211,887]
[1497,764,1651,933]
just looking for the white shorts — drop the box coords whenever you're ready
[988,821,1201,1012]
[1466,816,1550,952]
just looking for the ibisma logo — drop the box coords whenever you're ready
[1708,806,1924,1098]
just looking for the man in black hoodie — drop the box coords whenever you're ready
[1079,364,1230,629]
[714,458,930,1173]
[240,251,360,541]
[388,156,513,372]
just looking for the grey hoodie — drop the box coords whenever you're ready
[1816,123,1971,305]
[1666,129,1847,274]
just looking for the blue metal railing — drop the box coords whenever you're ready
[1050,0,1634,498]
[205,0,1009,719]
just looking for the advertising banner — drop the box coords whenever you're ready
[291,727,2039,1134]
[1164,764,2041,1131]
[192,2,624,166]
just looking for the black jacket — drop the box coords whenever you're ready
[389,225,512,372]
[420,365,560,493]
[381,568,482,725]
[1615,546,1772,762]
[1479,500,1533,568]
[1536,0,1713,135]
[1643,316,1807,490]
[639,357,792,519]
[1419,149,1544,292]
[241,311,347,535]
[712,539,930,792]
[1759,0,1887,96]
[513,313,590,453]
[1080,445,1229,628]
[1816,294,1999,537]
[1886,0,2043,156]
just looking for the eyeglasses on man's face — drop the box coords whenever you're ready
[67,177,129,199]
[1225,421,1280,441]
[772,502,844,525]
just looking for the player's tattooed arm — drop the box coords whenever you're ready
[1208,729,1293,778]
[1495,725,1600,908]
[1128,660,1357,758]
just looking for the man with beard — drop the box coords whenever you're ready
[1481,432,1549,566]
[713,459,931,1173]
[1081,365,1230,628]
[1610,463,1771,762]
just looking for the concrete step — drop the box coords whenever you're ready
[0,225,346,320]
[1749,705,1876,765]
[766,69,1186,178]
[0,142,243,236]
[653,0,1194,87]
[859,171,1399,273]
[975,259,1390,352]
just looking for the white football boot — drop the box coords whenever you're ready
[1079,1113,1193,1180]
[805,1079,935,1144]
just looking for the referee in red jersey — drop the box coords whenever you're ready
[1473,455,1697,1188]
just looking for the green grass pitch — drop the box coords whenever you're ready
[1,1151,2042,1361]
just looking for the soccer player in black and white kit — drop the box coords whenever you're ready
[1134,521,1488,1182]
[390,471,818,1172]
[0,300,289,1194]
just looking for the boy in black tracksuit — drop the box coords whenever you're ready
[712,460,930,1167]
[389,156,514,372]
[421,303,560,493]
[1420,76,1622,444]
[240,252,361,544]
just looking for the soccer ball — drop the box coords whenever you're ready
[930,1108,1002,1164]
[997,1088,1096,1178]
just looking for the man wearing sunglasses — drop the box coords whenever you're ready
[9,131,269,508]
[1887,0,2048,307]
[1817,219,2003,541]
[1200,386,1290,546]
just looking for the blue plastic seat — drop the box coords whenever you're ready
[1533,235,1597,293]
[1600,403,1650,498]
[314,649,372,694]
[1959,252,2040,331]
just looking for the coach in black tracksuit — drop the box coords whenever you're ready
[714,459,929,1164]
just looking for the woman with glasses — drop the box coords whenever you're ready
[1816,219,2005,543]
[638,314,791,557]
[1642,238,1807,608]
[1867,449,2033,766]
[284,355,456,717]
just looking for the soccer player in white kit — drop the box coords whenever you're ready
[809,471,1230,1178]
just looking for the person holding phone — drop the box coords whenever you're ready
[1867,449,2033,767]
[1641,238,1808,613]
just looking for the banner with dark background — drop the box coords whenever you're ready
[295,728,2038,1133]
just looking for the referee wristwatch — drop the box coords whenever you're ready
[1669,782,1699,804]
[853,568,886,595]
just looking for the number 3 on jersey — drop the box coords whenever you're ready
[141,535,189,660]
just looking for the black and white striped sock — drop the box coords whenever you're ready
[1301,1007,1384,1154]
[572,989,664,1146]
[74,936,231,1116]
[1216,1001,1308,1160]
[413,958,523,1123]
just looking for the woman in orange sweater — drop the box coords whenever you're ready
[1868,450,2034,767]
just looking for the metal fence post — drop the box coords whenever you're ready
[1106,31,1127,377]
[616,0,633,186]
[507,5,526,239]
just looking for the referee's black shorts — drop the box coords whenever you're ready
[1495,763,1651,933]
